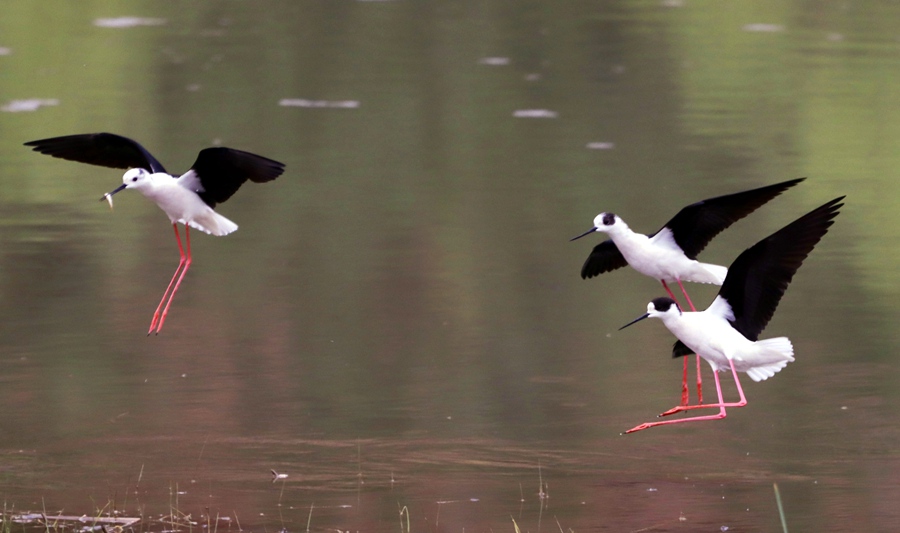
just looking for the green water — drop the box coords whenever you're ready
[1,1,899,531]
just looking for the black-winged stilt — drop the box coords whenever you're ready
[25,132,285,334]
[618,196,844,434]
[571,178,804,405]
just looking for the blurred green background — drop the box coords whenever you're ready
[1,1,898,531]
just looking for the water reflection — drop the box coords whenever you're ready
[1,0,900,531]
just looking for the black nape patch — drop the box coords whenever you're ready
[650,297,679,313]
[602,212,616,226]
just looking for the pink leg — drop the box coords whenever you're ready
[148,224,192,335]
[675,279,697,311]
[155,225,192,334]
[660,279,679,303]
[623,363,728,434]
[658,359,747,416]
[661,281,690,406]
[676,279,704,405]
[148,224,186,334]
[696,354,703,404]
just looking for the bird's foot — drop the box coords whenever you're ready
[659,405,688,417]
[621,422,655,435]
[148,313,161,336]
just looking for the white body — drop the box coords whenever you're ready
[119,168,238,236]
[599,215,727,284]
[652,297,794,382]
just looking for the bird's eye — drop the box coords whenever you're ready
[602,213,616,226]
[132,176,138,182]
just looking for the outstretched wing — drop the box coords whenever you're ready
[719,196,844,340]
[658,178,805,259]
[24,132,167,173]
[186,147,285,208]
[580,239,629,279]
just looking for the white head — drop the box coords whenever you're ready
[122,168,152,189]
[570,212,626,241]
[99,168,152,204]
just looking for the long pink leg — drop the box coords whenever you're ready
[658,358,747,416]
[623,362,728,434]
[148,224,186,334]
[661,281,690,406]
[154,225,192,334]
[676,279,704,405]
[148,224,191,335]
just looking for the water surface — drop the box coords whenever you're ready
[2,1,899,531]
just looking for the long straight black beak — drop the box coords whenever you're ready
[619,313,649,331]
[100,183,127,202]
[569,227,597,241]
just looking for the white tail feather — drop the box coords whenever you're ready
[187,211,238,236]
[701,263,728,285]
[745,337,795,382]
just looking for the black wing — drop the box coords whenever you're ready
[671,340,695,358]
[580,239,629,279]
[24,133,166,173]
[719,196,844,341]
[658,178,805,259]
[191,147,285,208]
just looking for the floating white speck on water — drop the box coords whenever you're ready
[1,98,59,113]
[279,98,359,108]
[742,23,784,32]
[587,141,615,150]
[478,57,510,66]
[513,109,558,118]
[93,17,166,28]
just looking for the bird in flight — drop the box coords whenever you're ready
[25,132,285,334]
[618,196,844,433]
[572,178,804,406]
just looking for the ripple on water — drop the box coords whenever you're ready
[742,23,784,33]
[586,141,615,150]
[1,99,59,112]
[279,98,360,109]
[93,17,166,28]
[478,57,510,66]
[513,109,558,118]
